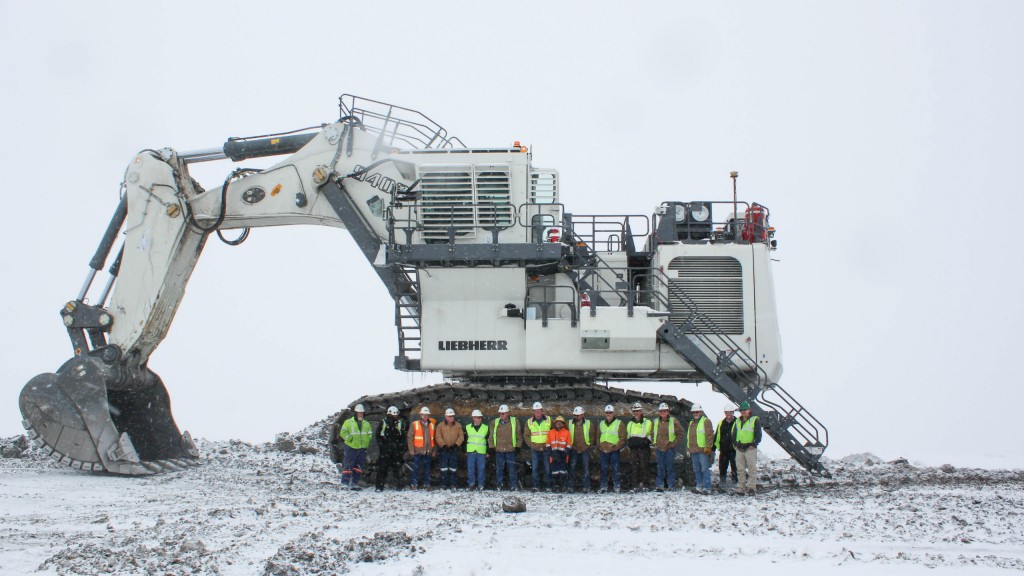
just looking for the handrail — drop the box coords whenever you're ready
[339,94,466,150]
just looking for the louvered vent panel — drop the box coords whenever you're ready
[667,256,743,334]
[530,170,558,204]
[475,166,513,227]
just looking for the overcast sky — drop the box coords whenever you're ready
[1,1,1021,469]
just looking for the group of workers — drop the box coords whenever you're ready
[337,400,762,495]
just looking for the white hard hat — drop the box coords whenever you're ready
[657,403,670,411]
[724,404,736,413]
[420,407,431,415]
[572,406,585,415]
[471,409,483,418]
[604,404,615,413]
[353,404,365,413]
[532,402,544,410]
[691,403,703,412]
[445,408,456,417]
[630,402,643,411]
[387,406,399,416]
[499,404,510,413]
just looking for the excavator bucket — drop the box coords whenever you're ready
[19,355,198,475]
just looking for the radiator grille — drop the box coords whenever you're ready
[667,256,743,334]
[418,165,512,239]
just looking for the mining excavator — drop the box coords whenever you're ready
[19,95,829,477]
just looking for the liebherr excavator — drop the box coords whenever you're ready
[19,95,829,477]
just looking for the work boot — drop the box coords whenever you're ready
[598,488,607,494]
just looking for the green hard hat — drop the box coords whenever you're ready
[738,401,751,411]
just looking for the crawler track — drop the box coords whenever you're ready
[329,381,697,489]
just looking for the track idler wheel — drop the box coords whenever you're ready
[19,355,198,475]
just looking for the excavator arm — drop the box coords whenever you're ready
[20,116,411,474]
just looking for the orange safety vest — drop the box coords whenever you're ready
[547,427,571,451]
[412,419,435,449]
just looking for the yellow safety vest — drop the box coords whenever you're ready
[715,417,734,450]
[688,416,710,449]
[599,419,621,444]
[527,416,552,445]
[652,417,677,444]
[568,419,592,446]
[734,416,759,444]
[491,417,518,447]
[465,423,489,454]
[626,418,653,439]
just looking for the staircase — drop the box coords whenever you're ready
[560,235,831,476]
[656,279,830,476]
[392,265,422,371]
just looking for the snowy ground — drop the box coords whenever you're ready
[1,431,1022,576]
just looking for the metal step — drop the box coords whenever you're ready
[657,321,830,477]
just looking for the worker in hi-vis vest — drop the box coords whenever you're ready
[338,404,373,490]
[732,401,762,495]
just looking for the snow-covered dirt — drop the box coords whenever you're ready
[1,432,1022,576]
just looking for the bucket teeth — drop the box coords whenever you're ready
[106,432,141,464]
[181,431,199,458]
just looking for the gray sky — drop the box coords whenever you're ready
[2,1,1021,468]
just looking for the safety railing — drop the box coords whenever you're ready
[339,94,467,150]
[757,382,829,457]
[650,200,774,246]
[525,285,579,328]
[567,214,650,253]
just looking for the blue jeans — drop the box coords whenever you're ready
[531,448,551,489]
[439,449,459,488]
[411,454,432,487]
[495,451,518,489]
[599,451,620,490]
[467,453,486,488]
[341,446,367,487]
[691,452,711,490]
[655,449,676,489]
[569,450,590,491]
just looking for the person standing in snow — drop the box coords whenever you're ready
[652,402,684,492]
[716,404,739,490]
[567,406,595,493]
[338,404,373,490]
[686,404,715,494]
[547,416,571,492]
[375,406,406,492]
[435,408,465,490]
[733,401,762,496]
[625,402,654,491]
[525,402,553,492]
[408,407,436,490]
[597,404,626,493]
[488,405,521,491]
[464,410,489,491]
